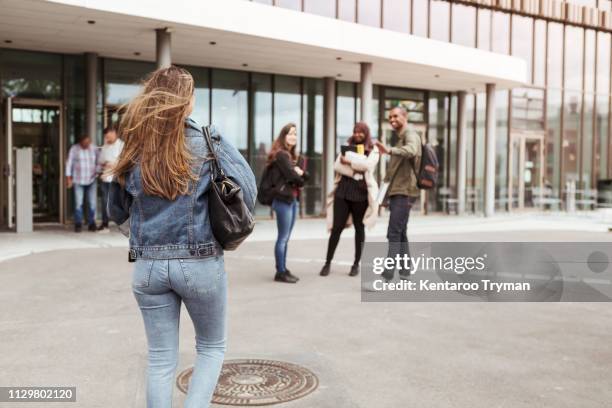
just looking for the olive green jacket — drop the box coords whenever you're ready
[383,127,422,197]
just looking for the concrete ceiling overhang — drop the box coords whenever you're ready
[0,0,528,92]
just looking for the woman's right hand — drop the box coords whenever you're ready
[294,166,304,176]
[339,156,351,165]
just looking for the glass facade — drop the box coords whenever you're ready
[2,0,612,228]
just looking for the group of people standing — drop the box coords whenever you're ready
[260,105,422,284]
[65,127,124,232]
[100,65,425,408]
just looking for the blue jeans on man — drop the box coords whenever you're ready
[73,181,97,227]
[383,195,417,281]
[271,198,299,273]
[99,181,111,227]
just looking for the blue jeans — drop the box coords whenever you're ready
[100,181,111,226]
[272,198,298,273]
[384,195,417,280]
[73,181,97,226]
[132,257,227,408]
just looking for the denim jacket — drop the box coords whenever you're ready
[108,118,257,261]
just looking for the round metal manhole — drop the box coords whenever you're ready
[176,359,318,406]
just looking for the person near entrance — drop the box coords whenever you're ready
[66,134,98,232]
[320,122,379,277]
[97,127,124,231]
[375,106,422,281]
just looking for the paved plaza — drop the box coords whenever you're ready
[1,213,612,407]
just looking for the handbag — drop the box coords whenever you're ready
[203,126,255,251]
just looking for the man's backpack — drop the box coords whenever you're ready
[257,164,275,206]
[416,143,439,190]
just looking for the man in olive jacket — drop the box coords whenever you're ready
[375,106,422,281]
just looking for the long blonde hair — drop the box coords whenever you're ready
[113,66,196,200]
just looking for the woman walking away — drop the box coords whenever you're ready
[320,122,379,277]
[108,66,256,408]
[266,123,308,283]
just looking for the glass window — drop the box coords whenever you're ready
[562,91,582,186]
[477,9,491,50]
[183,66,210,127]
[495,90,510,210]
[448,94,458,190]
[0,49,62,99]
[336,81,356,150]
[564,26,584,91]
[358,0,381,27]
[451,3,476,47]
[211,69,248,158]
[273,75,301,136]
[104,59,155,105]
[304,0,335,17]
[511,15,533,84]
[302,78,324,215]
[338,0,356,22]
[595,94,609,180]
[582,93,594,189]
[511,88,545,131]
[251,73,273,216]
[584,30,596,93]
[412,0,428,37]
[546,89,562,192]
[547,22,563,89]
[429,0,450,42]
[465,95,476,212]
[63,55,86,147]
[491,11,510,54]
[382,0,410,33]
[277,0,301,10]
[533,20,546,86]
[427,92,449,212]
[596,32,610,94]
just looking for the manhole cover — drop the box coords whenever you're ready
[176,359,318,406]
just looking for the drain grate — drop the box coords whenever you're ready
[176,359,319,406]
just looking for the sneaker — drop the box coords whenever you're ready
[74,224,82,233]
[88,224,97,232]
[349,263,359,277]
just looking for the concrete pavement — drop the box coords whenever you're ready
[1,217,612,407]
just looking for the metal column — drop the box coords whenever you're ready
[156,28,172,69]
[359,62,373,125]
[456,91,468,215]
[324,77,336,204]
[484,83,497,217]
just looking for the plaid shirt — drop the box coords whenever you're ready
[66,143,98,185]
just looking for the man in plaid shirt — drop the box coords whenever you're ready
[66,135,99,232]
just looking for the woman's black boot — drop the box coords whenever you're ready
[285,269,300,281]
[320,263,331,276]
[275,272,298,283]
[349,263,360,276]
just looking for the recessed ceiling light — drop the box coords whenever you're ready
[209,41,216,45]
[337,73,342,77]
[87,20,96,24]
[242,63,248,67]
[336,57,342,60]
[133,52,141,56]
[4,40,12,44]
[434,74,440,78]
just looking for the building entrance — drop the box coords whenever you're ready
[3,98,64,227]
[509,131,545,210]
